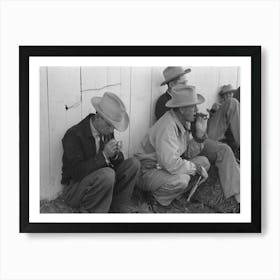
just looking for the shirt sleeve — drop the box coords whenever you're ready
[185,137,205,159]
[154,124,197,175]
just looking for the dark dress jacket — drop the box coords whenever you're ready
[155,91,171,120]
[61,114,124,185]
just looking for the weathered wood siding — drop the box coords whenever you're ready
[40,66,240,200]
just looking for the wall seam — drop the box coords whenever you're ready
[128,67,132,157]
[46,67,51,185]
[80,67,83,120]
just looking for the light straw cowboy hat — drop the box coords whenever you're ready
[166,84,205,108]
[219,84,238,96]
[91,92,129,132]
[160,66,191,86]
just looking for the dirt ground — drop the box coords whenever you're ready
[40,167,239,214]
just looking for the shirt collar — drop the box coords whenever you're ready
[89,117,100,138]
[170,109,191,134]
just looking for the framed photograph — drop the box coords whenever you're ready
[20,46,261,233]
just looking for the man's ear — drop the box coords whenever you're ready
[178,107,184,115]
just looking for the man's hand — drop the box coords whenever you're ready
[103,139,118,158]
[195,115,208,139]
[196,165,208,184]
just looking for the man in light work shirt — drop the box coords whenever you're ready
[136,84,240,210]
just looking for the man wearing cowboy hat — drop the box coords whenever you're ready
[61,92,140,213]
[207,84,240,148]
[155,66,191,120]
[157,68,240,149]
[135,84,240,209]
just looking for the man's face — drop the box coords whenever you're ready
[176,74,187,85]
[179,105,197,122]
[221,92,234,103]
[95,115,114,135]
[169,74,188,88]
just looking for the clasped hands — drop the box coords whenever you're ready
[103,139,122,159]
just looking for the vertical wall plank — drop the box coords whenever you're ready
[129,67,152,156]
[47,67,81,200]
[187,67,220,113]
[236,67,240,88]
[151,67,166,125]
[81,67,108,119]
[110,67,130,158]
[218,67,239,90]
[40,67,50,199]
[111,67,130,158]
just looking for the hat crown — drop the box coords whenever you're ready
[166,84,205,108]
[171,84,198,105]
[220,84,235,95]
[163,67,185,82]
[98,92,126,122]
[161,67,191,86]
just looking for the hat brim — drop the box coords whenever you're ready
[160,68,191,86]
[165,94,205,108]
[91,97,129,132]
[219,87,239,96]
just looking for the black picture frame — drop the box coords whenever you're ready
[20,46,261,233]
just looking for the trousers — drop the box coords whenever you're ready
[207,97,240,146]
[138,139,239,206]
[63,157,140,213]
[138,156,210,206]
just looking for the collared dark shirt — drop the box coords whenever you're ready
[61,114,124,185]
[155,91,172,120]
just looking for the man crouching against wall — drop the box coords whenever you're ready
[61,92,140,213]
[135,84,240,211]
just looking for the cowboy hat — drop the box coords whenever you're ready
[166,84,205,108]
[91,92,129,132]
[161,67,191,86]
[219,84,238,96]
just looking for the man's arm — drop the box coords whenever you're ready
[154,124,197,175]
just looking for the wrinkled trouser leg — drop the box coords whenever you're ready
[138,156,210,206]
[110,157,141,210]
[63,167,115,213]
[207,98,240,146]
[189,156,211,171]
[200,139,240,201]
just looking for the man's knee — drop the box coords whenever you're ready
[86,167,115,192]
[217,143,235,160]
[124,157,141,173]
[191,156,211,171]
[200,156,211,171]
[101,168,116,188]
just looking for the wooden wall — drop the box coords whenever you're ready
[40,66,240,200]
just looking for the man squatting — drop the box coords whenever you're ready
[61,67,240,212]
[135,67,240,209]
